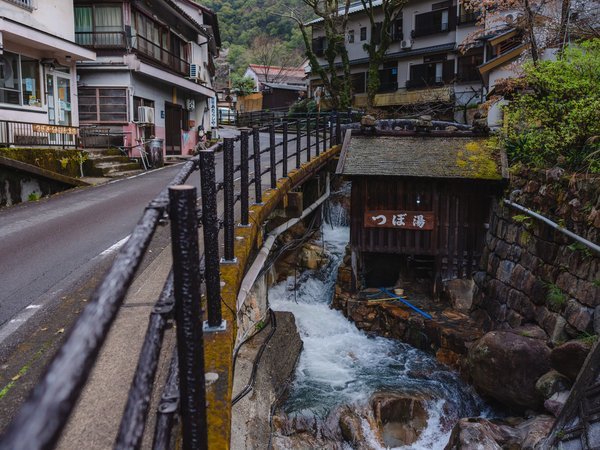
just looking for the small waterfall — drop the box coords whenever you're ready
[269,221,492,449]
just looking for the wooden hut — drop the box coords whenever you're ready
[337,133,508,296]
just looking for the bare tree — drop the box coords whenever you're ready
[360,0,407,109]
[249,34,304,85]
[285,0,353,109]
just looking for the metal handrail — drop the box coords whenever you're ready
[0,115,343,450]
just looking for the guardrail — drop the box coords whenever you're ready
[0,121,78,148]
[0,115,342,450]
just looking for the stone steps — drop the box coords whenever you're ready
[84,148,143,178]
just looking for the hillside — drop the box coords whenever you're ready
[203,0,309,48]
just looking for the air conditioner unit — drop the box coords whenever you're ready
[189,63,200,80]
[401,40,412,49]
[137,106,155,124]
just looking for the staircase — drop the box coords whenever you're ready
[85,148,143,178]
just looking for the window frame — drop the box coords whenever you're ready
[360,27,367,41]
[0,51,42,108]
[78,87,128,124]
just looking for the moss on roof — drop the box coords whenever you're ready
[341,136,504,180]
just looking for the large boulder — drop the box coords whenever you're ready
[535,370,572,400]
[445,416,554,450]
[371,392,430,447]
[467,331,551,410]
[550,339,592,381]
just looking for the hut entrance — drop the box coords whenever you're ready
[363,253,435,295]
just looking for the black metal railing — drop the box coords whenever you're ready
[75,31,127,49]
[236,108,359,129]
[133,35,190,76]
[0,115,343,450]
[0,121,78,148]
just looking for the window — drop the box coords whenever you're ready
[372,22,382,45]
[457,51,484,82]
[351,72,366,94]
[79,87,128,123]
[360,27,367,41]
[407,60,454,89]
[75,5,124,47]
[391,18,403,41]
[413,8,454,38]
[0,51,41,106]
[133,10,190,74]
[312,36,326,56]
[348,30,355,44]
[378,62,398,92]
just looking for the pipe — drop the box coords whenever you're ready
[237,172,331,311]
[504,200,600,255]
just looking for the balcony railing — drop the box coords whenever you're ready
[133,34,190,76]
[377,81,399,93]
[0,121,78,148]
[3,0,33,10]
[75,31,127,49]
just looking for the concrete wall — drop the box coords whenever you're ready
[1,0,75,40]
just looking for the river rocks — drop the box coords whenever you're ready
[338,408,366,446]
[468,331,551,410]
[443,279,474,313]
[361,115,377,127]
[298,243,327,270]
[550,339,592,381]
[445,415,554,449]
[371,392,430,447]
[535,370,572,400]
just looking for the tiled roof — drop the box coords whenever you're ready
[340,135,504,180]
[305,0,383,26]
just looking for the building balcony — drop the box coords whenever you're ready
[353,86,453,108]
[75,32,190,76]
[377,81,399,93]
[458,12,480,25]
[3,0,33,10]
[406,77,445,89]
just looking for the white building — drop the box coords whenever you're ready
[74,0,221,156]
[308,0,484,122]
[0,0,95,145]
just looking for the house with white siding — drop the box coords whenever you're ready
[74,0,220,156]
[0,0,95,146]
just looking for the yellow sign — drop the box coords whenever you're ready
[32,124,78,135]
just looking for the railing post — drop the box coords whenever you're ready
[322,116,327,153]
[252,126,262,204]
[329,113,335,147]
[269,123,276,189]
[306,117,311,162]
[222,138,236,263]
[315,116,320,157]
[295,120,301,169]
[282,121,288,178]
[198,149,223,329]
[168,185,208,450]
[239,128,250,226]
[347,107,352,124]
[336,112,342,145]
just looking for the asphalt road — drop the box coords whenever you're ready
[0,127,287,341]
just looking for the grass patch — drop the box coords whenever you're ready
[546,284,567,312]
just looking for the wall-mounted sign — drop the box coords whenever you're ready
[364,210,435,230]
[32,124,77,135]
[209,97,217,128]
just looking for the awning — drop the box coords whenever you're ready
[0,16,95,61]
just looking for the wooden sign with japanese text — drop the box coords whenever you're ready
[364,211,435,230]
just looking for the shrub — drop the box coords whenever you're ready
[503,39,600,172]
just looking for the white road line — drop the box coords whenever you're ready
[100,235,130,256]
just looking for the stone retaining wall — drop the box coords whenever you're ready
[472,170,600,342]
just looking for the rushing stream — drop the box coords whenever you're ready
[269,211,493,448]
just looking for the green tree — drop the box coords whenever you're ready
[361,0,407,109]
[287,0,353,109]
[231,75,256,96]
[503,39,600,172]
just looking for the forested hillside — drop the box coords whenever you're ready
[202,0,311,77]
